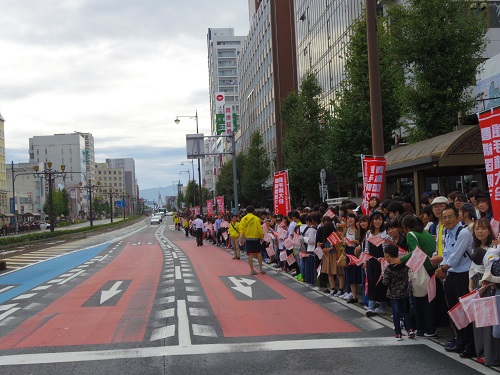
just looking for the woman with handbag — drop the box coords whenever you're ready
[392,214,442,337]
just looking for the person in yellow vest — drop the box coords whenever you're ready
[429,196,449,266]
[229,215,241,260]
[239,205,265,275]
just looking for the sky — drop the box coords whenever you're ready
[0,0,250,190]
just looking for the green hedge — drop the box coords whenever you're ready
[0,217,142,247]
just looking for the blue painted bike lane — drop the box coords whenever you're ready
[0,244,110,304]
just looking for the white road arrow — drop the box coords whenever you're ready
[100,281,123,304]
[228,277,256,298]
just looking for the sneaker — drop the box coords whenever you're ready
[366,310,377,317]
[408,329,416,339]
[423,332,437,338]
[291,271,297,277]
[323,289,331,294]
[329,288,338,296]
[394,334,402,341]
[341,292,353,300]
[374,307,386,314]
[346,298,358,304]
[334,290,344,297]
[312,286,320,290]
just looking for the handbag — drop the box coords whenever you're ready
[336,245,347,268]
[408,231,430,297]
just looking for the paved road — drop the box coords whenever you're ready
[0,217,496,374]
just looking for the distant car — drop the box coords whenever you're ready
[151,216,161,225]
[165,211,174,216]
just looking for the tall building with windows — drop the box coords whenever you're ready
[238,0,298,173]
[28,133,88,217]
[0,112,7,216]
[206,28,246,193]
[105,157,136,198]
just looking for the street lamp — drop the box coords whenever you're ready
[78,179,101,227]
[103,188,120,223]
[174,110,204,215]
[33,162,66,233]
[120,191,128,221]
[181,160,194,182]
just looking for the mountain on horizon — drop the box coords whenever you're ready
[140,185,178,206]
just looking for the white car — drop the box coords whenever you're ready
[151,215,162,225]
[165,211,174,216]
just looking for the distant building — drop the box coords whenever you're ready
[105,158,137,214]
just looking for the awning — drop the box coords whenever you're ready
[385,125,484,176]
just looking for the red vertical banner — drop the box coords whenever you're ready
[361,156,387,215]
[194,206,200,216]
[216,196,225,213]
[479,106,500,221]
[206,200,213,217]
[273,171,291,216]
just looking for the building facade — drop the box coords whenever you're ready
[238,0,298,173]
[105,158,137,214]
[206,28,246,193]
[0,113,7,217]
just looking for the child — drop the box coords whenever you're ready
[382,244,415,341]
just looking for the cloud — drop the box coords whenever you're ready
[0,0,249,190]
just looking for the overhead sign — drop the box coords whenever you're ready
[219,276,284,301]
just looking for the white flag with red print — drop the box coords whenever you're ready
[459,290,480,322]
[358,252,373,265]
[427,274,437,303]
[376,259,390,285]
[299,252,310,259]
[317,263,322,277]
[405,247,427,272]
[266,246,275,258]
[367,235,386,247]
[397,246,408,257]
[286,253,295,265]
[448,301,472,330]
[283,237,294,250]
[277,227,287,240]
[327,231,342,245]
[473,296,500,328]
[314,246,324,260]
[344,237,354,247]
[279,251,287,262]
[323,209,335,218]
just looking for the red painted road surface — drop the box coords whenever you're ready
[0,240,163,349]
[177,235,360,337]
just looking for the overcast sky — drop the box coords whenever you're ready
[0,0,250,190]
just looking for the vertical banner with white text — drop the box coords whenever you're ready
[273,171,291,216]
[361,156,387,215]
[216,196,225,214]
[479,106,500,221]
[207,200,213,217]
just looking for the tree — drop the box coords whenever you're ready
[282,71,330,206]
[241,132,270,208]
[215,152,245,208]
[387,0,487,141]
[326,16,404,180]
[43,188,69,219]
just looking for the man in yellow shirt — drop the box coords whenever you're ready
[239,205,265,275]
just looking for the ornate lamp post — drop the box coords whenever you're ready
[33,162,66,233]
[78,179,101,227]
[103,188,120,223]
[120,191,128,221]
[174,110,203,215]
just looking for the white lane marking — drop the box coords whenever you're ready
[0,286,15,293]
[155,308,175,319]
[13,293,36,300]
[98,254,110,262]
[175,266,182,280]
[172,252,178,259]
[32,285,52,291]
[100,281,123,304]
[192,324,217,337]
[177,300,191,347]
[0,338,422,366]
[59,273,73,278]
[47,279,64,284]
[150,325,175,341]
[187,295,203,303]
[156,296,175,304]
[189,307,209,317]
[0,303,18,311]
[0,307,21,322]
[77,265,89,268]
[59,269,85,285]
[185,286,199,292]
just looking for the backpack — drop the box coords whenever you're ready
[299,225,316,253]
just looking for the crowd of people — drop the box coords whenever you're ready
[172,188,500,366]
